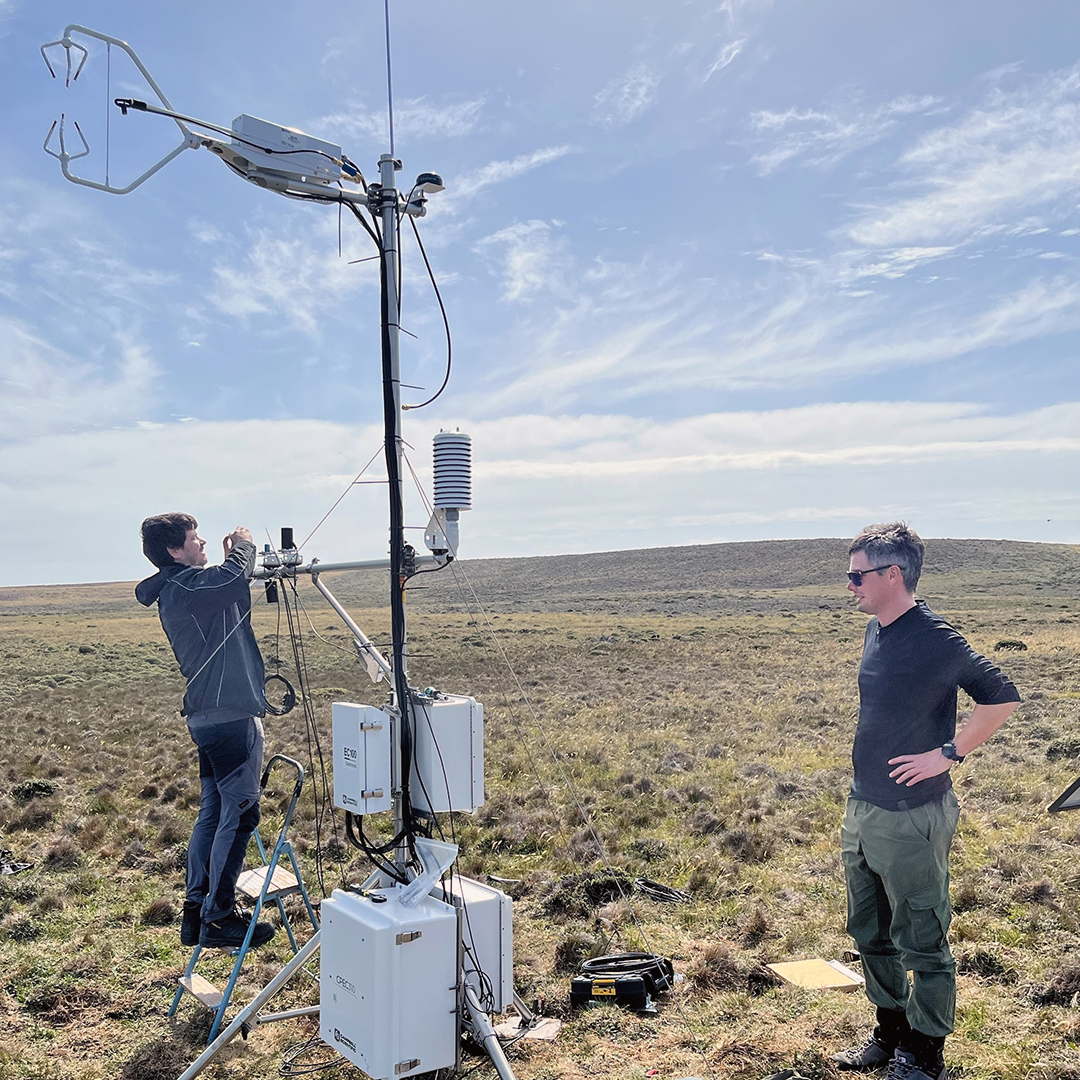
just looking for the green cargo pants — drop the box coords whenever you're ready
[840,790,960,1038]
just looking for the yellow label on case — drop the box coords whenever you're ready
[592,984,616,997]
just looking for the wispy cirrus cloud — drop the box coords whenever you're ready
[849,65,1080,247]
[593,64,661,126]
[750,95,940,174]
[313,97,485,145]
[473,220,571,303]
[704,39,745,81]
[0,316,157,443]
[210,212,378,335]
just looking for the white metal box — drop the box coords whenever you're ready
[332,702,392,815]
[230,114,342,181]
[320,887,458,1079]
[410,694,484,814]
[430,875,513,1013]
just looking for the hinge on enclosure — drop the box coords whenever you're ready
[362,789,384,799]
[360,722,383,731]
[395,930,422,945]
[395,1060,420,1075]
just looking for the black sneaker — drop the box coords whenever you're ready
[199,908,275,949]
[180,901,202,947]
[884,1049,947,1080]
[830,1031,894,1070]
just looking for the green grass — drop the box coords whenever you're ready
[1,538,1079,1078]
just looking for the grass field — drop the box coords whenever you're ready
[1,538,1080,1080]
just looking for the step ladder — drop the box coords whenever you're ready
[169,754,320,1043]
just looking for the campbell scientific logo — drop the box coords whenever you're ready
[333,1028,357,1054]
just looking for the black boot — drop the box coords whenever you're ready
[180,900,202,947]
[895,1030,946,1080]
[830,1008,909,1071]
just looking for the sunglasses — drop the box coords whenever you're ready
[847,565,894,586]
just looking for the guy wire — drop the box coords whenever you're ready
[296,442,384,554]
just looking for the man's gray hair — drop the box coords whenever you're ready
[849,521,924,594]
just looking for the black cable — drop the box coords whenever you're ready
[344,811,410,883]
[280,578,348,895]
[378,236,418,871]
[278,1035,339,1075]
[633,877,692,904]
[402,215,452,411]
[345,198,382,251]
[263,673,297,716]
[579,952,674,987]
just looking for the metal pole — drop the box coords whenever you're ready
[309,571,393,679]
[464,986,519,1080]
[176,931,321,1080]
[378,151,410,873]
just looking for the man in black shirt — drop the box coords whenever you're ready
[830,523,1019,1080]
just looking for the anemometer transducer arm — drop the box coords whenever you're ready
[41,25,199,196]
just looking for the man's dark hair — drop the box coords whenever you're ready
[849,521,924,593]
[141,513,198,568]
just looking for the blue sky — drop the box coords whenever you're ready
[2,1,1078,586]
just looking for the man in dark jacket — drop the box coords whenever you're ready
[136,512,275,950]
[831,523,1019,1080]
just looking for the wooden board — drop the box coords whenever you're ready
[236,864,299,899]
[767,958,865,992]
[180,974,224,1007]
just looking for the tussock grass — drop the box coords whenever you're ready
[0,538,1079,1077]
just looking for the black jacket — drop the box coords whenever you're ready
[135,540,265,727]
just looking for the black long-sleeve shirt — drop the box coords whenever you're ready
[851,601,1020,811]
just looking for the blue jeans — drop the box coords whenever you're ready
[186,718,264,924]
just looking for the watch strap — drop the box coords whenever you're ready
[941,741,965,764]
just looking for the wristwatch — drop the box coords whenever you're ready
[941,741,965,764]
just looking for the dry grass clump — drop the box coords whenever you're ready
[552,928,606,972]
[1028,965,1080,1006]
[141,896,177,926]
[539,869,636,919]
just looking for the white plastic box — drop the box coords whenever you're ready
[410,694,484,814]
[320,887,458,1079]
[230,114,342,181]
[430,875,513,1013]
[332,702,392,815]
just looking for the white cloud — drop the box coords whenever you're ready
[5,403,1077,585]
[210,211,378,334]
[850,65,1080,247]
[476,262,1080,409]
[473,220,570,302]
[453,146,573,200]
[0,316,157,443]
[314,97,485,144]
[750,95,940,175]
[704,39,745,81]
[429,146,575,221]
[593,65,661,126]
